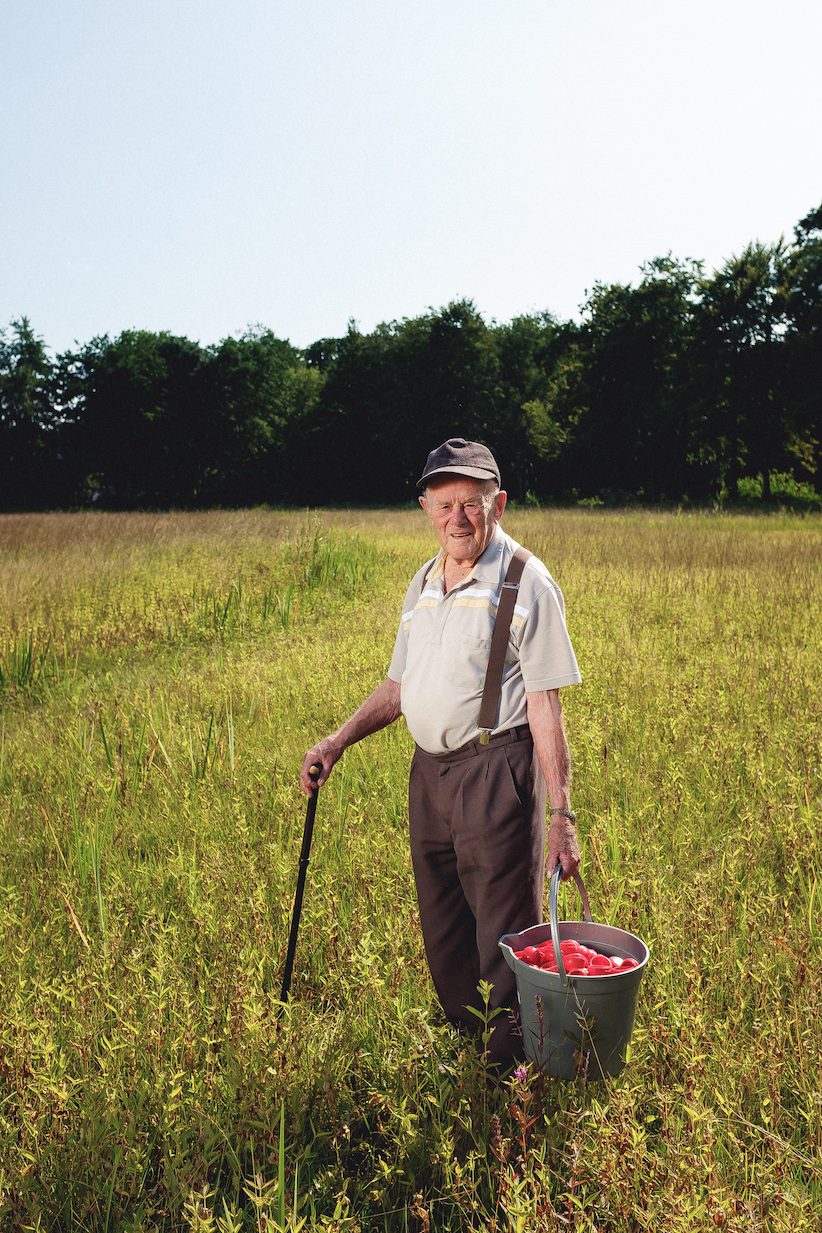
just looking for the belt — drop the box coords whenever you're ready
[419,723,532,765]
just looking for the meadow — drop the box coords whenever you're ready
[0,506,819,1233]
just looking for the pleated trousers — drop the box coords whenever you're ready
[408,724,546,1065]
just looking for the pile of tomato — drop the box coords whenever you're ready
[514,937,639,976]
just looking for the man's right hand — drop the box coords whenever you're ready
[299,678,402,796]
[300,739,343,795]
[547,814,581,882]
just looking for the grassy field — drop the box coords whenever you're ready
[0,507,819,1232]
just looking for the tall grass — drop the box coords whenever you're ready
[0,508,819,1231]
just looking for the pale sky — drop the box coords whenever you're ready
[2,0,821,355]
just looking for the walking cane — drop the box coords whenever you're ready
[279,763,321,1007]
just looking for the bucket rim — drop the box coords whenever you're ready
[499,921,650,984]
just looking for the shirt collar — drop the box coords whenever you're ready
[471,524,507,583]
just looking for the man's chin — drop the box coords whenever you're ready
[447,539,478,558]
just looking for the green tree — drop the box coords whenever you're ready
[301,301,503,504]
[64,331,206,507]
[695,241,794,500]
[556,258,702,502]
[61,327,316,508]
[390,300,503,495]
[780,203,822,483]
[298,321,399,503]
[199,328,309,505]
[490,313,573,500]
[0,317,57,510]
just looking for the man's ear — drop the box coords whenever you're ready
[418,494,428,511]
[494,489,508,519]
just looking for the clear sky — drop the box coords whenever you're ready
[2,0,820,355]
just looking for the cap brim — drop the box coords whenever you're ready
[417,465,499,488]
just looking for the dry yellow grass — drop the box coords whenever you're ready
[0,507,819,1231]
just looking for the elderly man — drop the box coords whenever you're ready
[301,437,581,1065]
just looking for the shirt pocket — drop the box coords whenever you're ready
[440,632,491,697]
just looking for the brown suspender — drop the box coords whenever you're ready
[478,546,532,743]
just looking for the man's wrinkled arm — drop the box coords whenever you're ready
[525,688,580,879]
[300,678,402,794]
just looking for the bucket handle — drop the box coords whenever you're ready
[549,863,594,986]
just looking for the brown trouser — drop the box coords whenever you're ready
[408,725,546,1065]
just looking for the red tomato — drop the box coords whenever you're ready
[520,936,641,975]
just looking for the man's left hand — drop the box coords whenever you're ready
[547,814,580,881]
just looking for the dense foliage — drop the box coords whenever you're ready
[2,205,820,510]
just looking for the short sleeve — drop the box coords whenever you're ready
[516,579,581,692]
[387,557,437,683]
[387,616,408,682]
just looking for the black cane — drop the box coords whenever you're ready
[279,764,321,1006]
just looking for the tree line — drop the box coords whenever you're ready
[2,203,820,511]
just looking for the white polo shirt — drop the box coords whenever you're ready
[388,526,581,754]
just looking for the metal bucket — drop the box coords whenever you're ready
[499,866,649,1079]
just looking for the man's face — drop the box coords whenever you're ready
[419,476,507,566]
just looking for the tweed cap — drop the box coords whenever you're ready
[417,437,501,488]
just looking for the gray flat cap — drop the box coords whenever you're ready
[417,437,501,487]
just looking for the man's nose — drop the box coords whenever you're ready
[450,503,470,524]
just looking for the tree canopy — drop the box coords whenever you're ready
[2,203,820,510]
